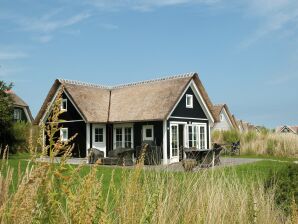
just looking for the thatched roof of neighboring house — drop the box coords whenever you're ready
[276,125,298,134]
[35,73,216,124]
[211,104,238,130]
[6,91,34,122]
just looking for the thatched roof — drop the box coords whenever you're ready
[35,73,216,124]
[276,125,298,134]
[7,91,34,122]
[211,104,238,130]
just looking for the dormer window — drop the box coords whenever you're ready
[186,94,193,108]
[61,99,67,111]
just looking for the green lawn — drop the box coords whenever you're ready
[1,152,292,194]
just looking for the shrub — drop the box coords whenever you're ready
[265,164,298,216]
[222,130,240,144]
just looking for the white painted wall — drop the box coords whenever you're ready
[212,108,234,131]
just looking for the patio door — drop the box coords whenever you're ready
[92,125,106,157]
[170,124,179,163]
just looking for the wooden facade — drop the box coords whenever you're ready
[37,73,215,164]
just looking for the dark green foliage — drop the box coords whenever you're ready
[0,81,14,147]
[10,121,33,153]
[265,164,298,215]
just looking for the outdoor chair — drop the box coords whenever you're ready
[213,143,223,165]
[231,141,240,155]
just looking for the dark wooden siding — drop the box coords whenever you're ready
[13,107,28,122]
[171,87,207,119]
[106,121,163,154]
[133,121,163,148]
[45,92,86,158]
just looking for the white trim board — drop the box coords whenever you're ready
[166,80,214,124]
[169,116,208,121]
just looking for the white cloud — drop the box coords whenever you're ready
[100,23,119,30]
[87,0,220,11]
[240,0,298,47]
[35,35,53,43]
[19,12,91,33]
[0,66,24,77]
[0,51,28,60]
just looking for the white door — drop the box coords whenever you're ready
[92,125,106,157]
[170,124,179,163]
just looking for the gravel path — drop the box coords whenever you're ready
[36,157,291,173]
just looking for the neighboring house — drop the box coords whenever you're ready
[211,104,238,131]
[35,73,216,164]
[235,119,244,132]
[276,125,298,134]
[6,90,33,123]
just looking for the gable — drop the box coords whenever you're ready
[45,92,84,123]
[170,86,207,119]
[213,108,234,130]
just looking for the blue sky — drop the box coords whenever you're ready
[0,0,297,128]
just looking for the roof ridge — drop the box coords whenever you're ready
[58,72,196,90]
[58,79,111,89]
[112,72,195,89]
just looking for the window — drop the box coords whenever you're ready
[13,108,22,120]
[171,125,178,157]
[114,125,133,149]
[61,99,67,111]
[125,128,132,148]
[115,128,122,148]
[60,128,68,142]
[186,94,193,108]
[94,128,104,143]
[142,125,154,141]
[220,114,224,121]
[188,125,198,148]
[186,124,207,149]
[200,126,206,149]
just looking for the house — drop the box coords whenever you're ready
[6,90,33,123]
[276,125,298,134]
[211,104,238,131]
[35,73,216,164]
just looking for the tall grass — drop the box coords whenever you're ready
[0,90,294,223]
[0,151,292,223]
[213,130,298,158]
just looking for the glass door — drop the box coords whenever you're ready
[170,124,179,162]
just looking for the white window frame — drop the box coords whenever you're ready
[60,128,68,142]
[14,108,22,120]
[113,124,134,149]
[94,127,104,143]
[185,123,207,149]
[186,94,193,108]
[142,125,154,141]
[170,124,179,158]
[61,99,67,111]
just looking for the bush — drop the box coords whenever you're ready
[265,164,298,215]
[222,130,240,144]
